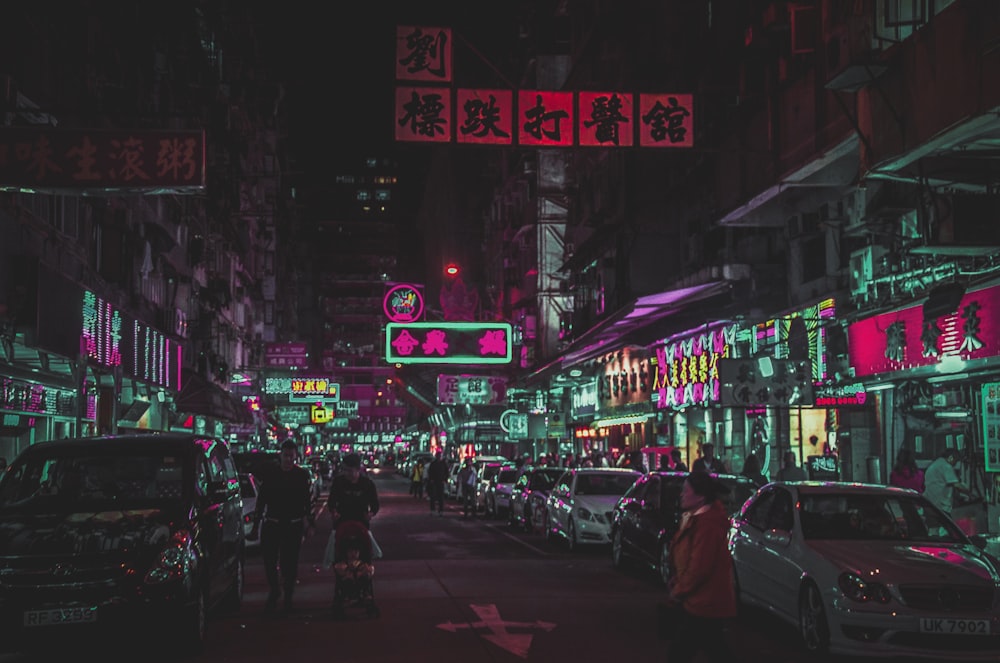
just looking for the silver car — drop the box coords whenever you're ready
[730,481,1000,660]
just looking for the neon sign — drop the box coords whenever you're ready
[385,322,512,365]
[652,323,737,409]
[383,283,425,322]
[82,290,123,368]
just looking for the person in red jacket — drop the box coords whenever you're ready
[666,471,737,662]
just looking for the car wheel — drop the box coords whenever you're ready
[611,529,626,569]
[567,519,577,552]
[798,581,831,653]
[658,542,672,587]
[221,555,244,613]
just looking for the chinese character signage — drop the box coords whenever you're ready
[638,94,694,148]
[518,91,574,147]
[456,89,513,145]
[813,383,869,407]
[288,378,340,402]
[653,323,738,409]
[570,380,598,419]
[579,92,633,147]
[383,283,425,322]
[265,342,310,369]
[0,128,205,193]
[395,87,452,143]
[848,283,1000,378]
[755,298,836,383]
[385,322,512,365]
[396,26,451,82]
[718,358,815,407]
[436,374,509,405]
[982,383,1000,472]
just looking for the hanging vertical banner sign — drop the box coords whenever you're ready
[456,89,514,145]
[395,87,452,143]
[395,26,452,83]
[638,93,694,148]
[982,383,1000,472]
[517,91,575,147]
[578,92,634,147]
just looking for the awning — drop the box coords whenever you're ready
[174,370,253,424]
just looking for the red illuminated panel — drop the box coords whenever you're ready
[456,89,513,145]
[848,284,1000,377]
[517,91,574,147]
[395,26,452,83]
[578,92,634,147]
[638,94,694,148]
[395,87,452,143]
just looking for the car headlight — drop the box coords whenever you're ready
[838,571,891,604]
[144,530,195,584]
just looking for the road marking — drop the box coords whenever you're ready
[485,523,551,556]
[437,603,556,658]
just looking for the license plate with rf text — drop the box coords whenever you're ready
[24,607,98,627]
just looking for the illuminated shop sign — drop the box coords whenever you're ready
[597,348,651,406]
[383,283,425,322]
[385,322,512,365]
[436,374,508,405]
[848,284,1000,377]
[0,378,76,417]
[718,358,814,407]
[288,378,340,403]
[755,298,835,383]
[264,342,309,369]
[570,380,598,419]
[813,383,869,407]
[982,383,1000,472]
[653,323,738,409]
[394,26,692,149]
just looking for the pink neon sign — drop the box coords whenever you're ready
[81,291,122,368]
[383,283,425,322]
[653,323,737,408]
[848,283,1000,377]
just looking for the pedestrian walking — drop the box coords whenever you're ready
[740,453,768,488]
[664,471,736,662]
[250,439,316,615]
[426,450,448,516]
[670,448,688,472]
[458,459,477,517]
[923,448,973,520]
[325,453,381,572]
[691,443,726,473]
[411,458,426,499]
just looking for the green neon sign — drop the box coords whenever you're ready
[385,322,513,365]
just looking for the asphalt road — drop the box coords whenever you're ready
[4,467,936,662]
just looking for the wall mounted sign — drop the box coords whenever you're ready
[436,374,508,405]
[385,322,512,364]
[383,283,425,322]
[813,383,869,407]
[982,382,1000,473]
[848,283,1000,377]
[652,323,737,409]
[287,378,340,403]
[755,298,835,383]
[396,26,452,83]
[570,380,598,419]
[265,342,309,369]
[718,358,815,407]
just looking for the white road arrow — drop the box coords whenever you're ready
[437,603,556,658]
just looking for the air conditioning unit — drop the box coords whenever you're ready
[849,245,889,297]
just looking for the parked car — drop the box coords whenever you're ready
[730,481,1000,659]
[232,450,281,486]
[611,471,756,585]
[509,467,566,532]
[546,467,642,551]
[239,473,261,549]
[0,433,245,653]
[445,461,463,500]
[474,461,509,513]
[484,465,520,519]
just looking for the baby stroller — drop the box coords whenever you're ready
[331,519,379,619]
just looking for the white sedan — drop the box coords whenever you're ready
[239,472,261,548]
[730,481,1000,660]
[545,468,641,551]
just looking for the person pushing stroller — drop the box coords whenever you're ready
[325,453,380,616]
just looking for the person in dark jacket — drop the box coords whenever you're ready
[426,450,449,516]
[251,439,316,614]
[740,453,768,488]
[666,471,737,662]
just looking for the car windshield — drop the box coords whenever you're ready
[532,470,564,490]
[575,473,637,496]
[0,451,188,511]
[498,469,519,483]
[798,492,966,542]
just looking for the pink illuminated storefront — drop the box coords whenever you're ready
[846,281,1000,483]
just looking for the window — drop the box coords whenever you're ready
[884,0,924,26]
[744,490,777,531]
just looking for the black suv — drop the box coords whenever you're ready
[0,433,245,653]
[610,471,757,586]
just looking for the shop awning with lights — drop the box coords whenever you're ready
[174,370,253,424]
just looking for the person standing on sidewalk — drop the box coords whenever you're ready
[251,439,316,615]
[458,458,477,518]
[426,450,448,516]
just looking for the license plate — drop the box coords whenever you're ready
[24,607,97,627]
[919,618,990,635]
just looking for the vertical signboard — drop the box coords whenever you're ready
[982,382,1000,472]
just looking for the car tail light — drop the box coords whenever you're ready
[144,529,195,584]
[838,571,891,604]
